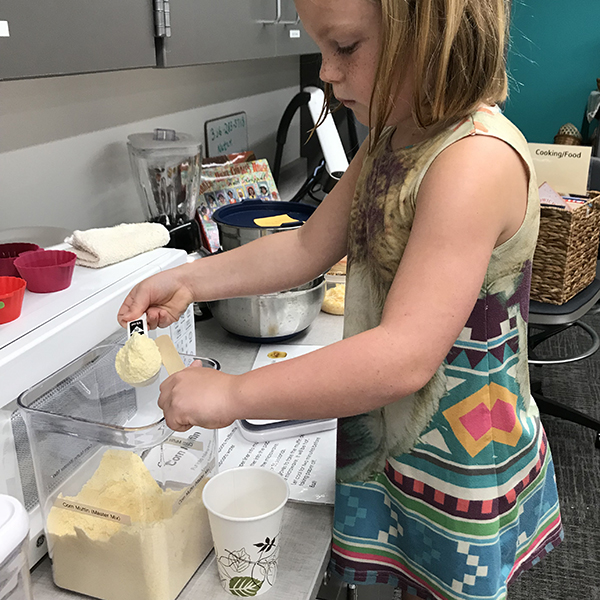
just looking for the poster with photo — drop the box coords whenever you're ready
[256,181,272,199]
[196,159,281,253]
[225,189,237,203]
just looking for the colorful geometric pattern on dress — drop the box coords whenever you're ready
[333,108,562,598]
[330,427,563,600]
[383,421,547,522]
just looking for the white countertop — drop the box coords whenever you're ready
[31,310,344,600]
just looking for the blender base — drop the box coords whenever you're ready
[163,220,201,254]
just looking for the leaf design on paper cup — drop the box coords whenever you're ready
[229,576,263,596]
[0,302,4,310]
[254,536,276,553]
[219,548,252,573]
[257,554,278,584]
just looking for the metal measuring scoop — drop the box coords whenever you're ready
[121,316,162,387]
[130,370,160,388]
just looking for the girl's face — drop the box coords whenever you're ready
[296,0,379,126]
[296,0,414,129]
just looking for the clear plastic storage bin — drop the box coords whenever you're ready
[0,494,33,600]
[17,344,219,600]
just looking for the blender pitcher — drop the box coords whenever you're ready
[128,128,202,252]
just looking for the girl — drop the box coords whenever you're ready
[118,0,563,597]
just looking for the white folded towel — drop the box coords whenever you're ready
[65,223,170,268]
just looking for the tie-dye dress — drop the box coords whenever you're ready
[330,107,563,600]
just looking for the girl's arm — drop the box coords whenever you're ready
[159,135,529,430]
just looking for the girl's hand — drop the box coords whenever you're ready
[157,362,237,431]
[117,267,194,330]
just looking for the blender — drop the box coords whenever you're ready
[127,128,202,253]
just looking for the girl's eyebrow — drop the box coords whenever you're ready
[318,26,363,43]
[315,19,358,37]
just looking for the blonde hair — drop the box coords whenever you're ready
[321,0,510,151]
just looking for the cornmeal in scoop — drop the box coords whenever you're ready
[115,332,161,385]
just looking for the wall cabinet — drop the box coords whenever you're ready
[0,0,318,81]
[0,0,156,80]
[274,0,318,56]
[157,0,277,67]
[276,24,318,57]
[157,0,318,67]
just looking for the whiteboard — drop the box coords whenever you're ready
[204,112,248,157]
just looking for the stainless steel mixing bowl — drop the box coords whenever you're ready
[208,277,326,341]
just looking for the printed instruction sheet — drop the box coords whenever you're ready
[217,344,336,504]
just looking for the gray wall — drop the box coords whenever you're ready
[0,57,301,232]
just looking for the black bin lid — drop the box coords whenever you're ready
[211,200,315,229]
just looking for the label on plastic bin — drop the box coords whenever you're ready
[53,498,131,525]
[165,436,204,452]
[172,464,212,514]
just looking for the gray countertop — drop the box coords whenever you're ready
[194,307,345,375]
[31,311,344,600]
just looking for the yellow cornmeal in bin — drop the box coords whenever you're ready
[48,450,170,539]
[115,332,162,385]
[47,449,212,600]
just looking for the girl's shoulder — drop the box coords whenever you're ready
[447,105,532,161]
[368,107,532,171]
[400,106,535,190]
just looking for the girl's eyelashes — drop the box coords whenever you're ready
[336,42,359,55]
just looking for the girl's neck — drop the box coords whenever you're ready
[389,116,431,150]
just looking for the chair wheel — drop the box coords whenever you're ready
[596,432,600,450]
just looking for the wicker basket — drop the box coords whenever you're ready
[531,192,600,305]
[553,134,581,146]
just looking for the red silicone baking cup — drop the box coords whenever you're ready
[0,243,41,277]
[14,249,77,293]
[0,277,27,324]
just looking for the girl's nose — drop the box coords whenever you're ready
[319,55,342,84]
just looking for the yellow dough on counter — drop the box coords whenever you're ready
[115,332,161,385]
[321,284,345,315]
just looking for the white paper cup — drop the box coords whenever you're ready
[202,467,289,596]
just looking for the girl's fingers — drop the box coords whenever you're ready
[157,308,177,329]
[161,388,192,432]
[118,287,150,327]
[146,307,163,330]
[158,378,175,410]
[165,415,191,432]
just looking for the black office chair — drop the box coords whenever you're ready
[528,277,600,448]
[590,157,600,191]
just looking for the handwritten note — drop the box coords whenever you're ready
[205,112,248,157]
